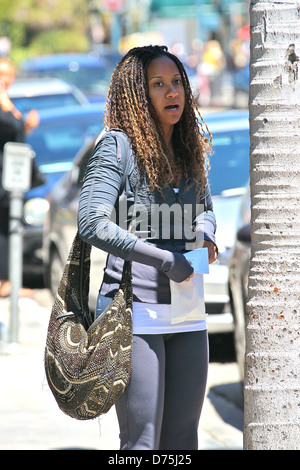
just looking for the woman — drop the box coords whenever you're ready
[0,57,39,297]
[78,45,217,450]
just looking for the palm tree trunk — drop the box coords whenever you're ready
[244,0,300,450]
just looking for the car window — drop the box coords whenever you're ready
[27,115,102,172]
[36,66,114,96]
[12,94,81,114]
[209,129,250,196]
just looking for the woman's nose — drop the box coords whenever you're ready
[166,83,178,97]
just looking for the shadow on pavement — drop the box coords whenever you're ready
[208,381,244,432]
[207,332,244,433]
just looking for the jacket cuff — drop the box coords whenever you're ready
[126,239,194,283]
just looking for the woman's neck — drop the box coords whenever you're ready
[162,126,182,187]
[162,125,174,150]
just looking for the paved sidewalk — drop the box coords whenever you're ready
[0,293,243,451]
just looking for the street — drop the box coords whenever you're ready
[0,286,243,450]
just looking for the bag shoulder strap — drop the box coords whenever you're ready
[110,130,138,235]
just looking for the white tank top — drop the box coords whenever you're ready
[133,187,207,334]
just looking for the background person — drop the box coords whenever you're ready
[0,57,40,133]
[0,57,39,297]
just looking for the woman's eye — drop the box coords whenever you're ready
[152,78,182,88]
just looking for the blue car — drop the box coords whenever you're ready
[9,77,89,114]
[201,109,250,333]
[21,53,120,103]
[23,103,105,275]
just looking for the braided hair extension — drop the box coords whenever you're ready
[104,45,212,192]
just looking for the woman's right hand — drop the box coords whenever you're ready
[162,251,194,283]
[0,81,22,118]
[127,239,194,283]
[184,261,194,282]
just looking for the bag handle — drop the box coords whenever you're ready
[56,131,137,327]
[81,130,137,326]
[110,129,138,235]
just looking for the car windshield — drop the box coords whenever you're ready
[26,115,102,173]
[37,66,114,96]
[208,129,250,196]
[12,94,81,114]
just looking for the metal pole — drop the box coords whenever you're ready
[8,191,24,344]
[2,142,33,349]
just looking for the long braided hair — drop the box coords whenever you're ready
[104,45,212,192]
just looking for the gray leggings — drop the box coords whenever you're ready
[96,296,209,450]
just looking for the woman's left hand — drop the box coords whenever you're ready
[203,240,218,264]
[184,241,217,282]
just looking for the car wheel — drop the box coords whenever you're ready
[49,249,64,298]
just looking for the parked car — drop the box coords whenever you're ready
[8,77,89,115]
[23,103,105,276]
[43,109,250,334]
[229,186,251,379]
[203,109,250,332]
[20,53,120,103]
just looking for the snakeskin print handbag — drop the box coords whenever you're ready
[44,130,135,420]
[44,232,133,420]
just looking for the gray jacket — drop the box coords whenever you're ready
[78,129,217,304]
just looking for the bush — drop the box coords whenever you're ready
[29,29,90,55]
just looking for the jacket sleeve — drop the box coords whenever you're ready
[202,182,217,244]
[78,131,138,257]
[78,131,194,283]
[188,181,217,249]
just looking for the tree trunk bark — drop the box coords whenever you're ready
[244,0,300,450]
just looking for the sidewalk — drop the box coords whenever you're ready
[0,293,243,451]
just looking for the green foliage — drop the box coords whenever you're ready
[29,29,90,55]
[0,0,16,19]
[0,0,91,59]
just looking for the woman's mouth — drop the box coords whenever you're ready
[164,104,180,110]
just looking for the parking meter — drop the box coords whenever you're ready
[2,142,34,345]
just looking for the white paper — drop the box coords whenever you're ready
[184,247,209,273]
[170,274,207,324]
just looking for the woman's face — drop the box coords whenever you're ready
[147,55,185,139]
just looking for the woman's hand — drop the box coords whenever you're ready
[0,84,22,118]
[25,109,40,134]
[203,240,217,264]
[184,260,194,282]
[184,241,217,282]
